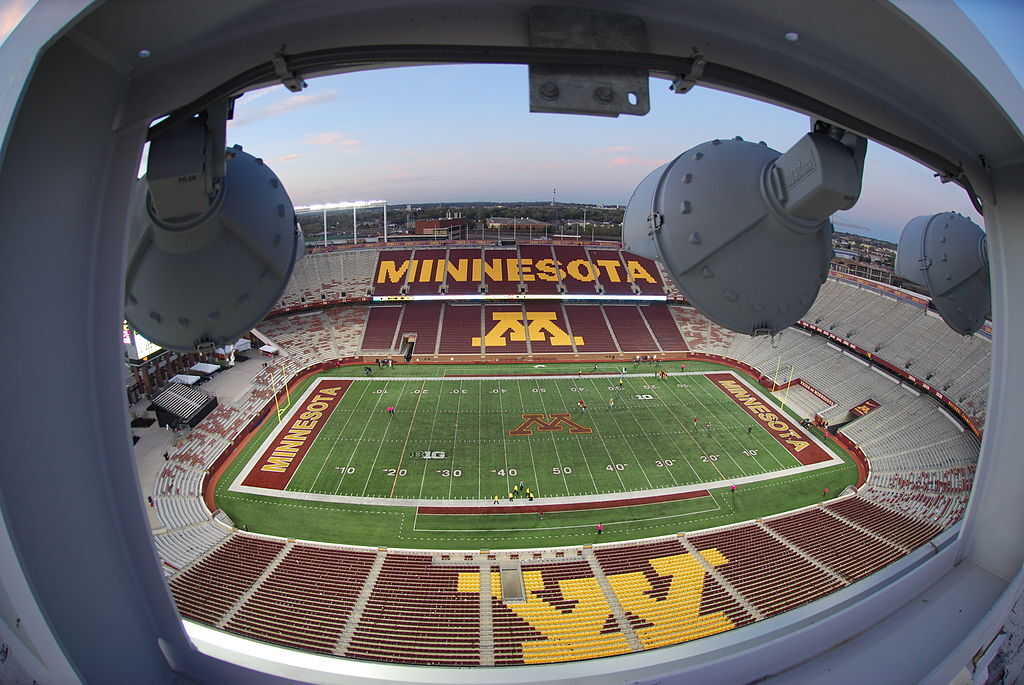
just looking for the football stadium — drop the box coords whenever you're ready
[1,2,1022,685]
[149,243,982,666]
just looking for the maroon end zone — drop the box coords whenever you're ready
[241,379,352,489]
[706,372,833,465]
[418,489,711,515]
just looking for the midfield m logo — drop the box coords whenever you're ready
[508,413,592,436]
[473,312,584,347]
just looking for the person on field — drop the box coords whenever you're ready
[609,397,615,410]
[386,406,395,416]
[493,495,499,504]
[597,523,603,535]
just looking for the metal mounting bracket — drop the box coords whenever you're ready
[671,53,705,94]
[271,51,307,92]
[528,6,649,117]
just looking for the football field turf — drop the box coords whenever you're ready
[231,370,839,502]
[217,362,857,548]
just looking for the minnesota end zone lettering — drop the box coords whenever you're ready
[706,373,833,465]
[509,413,592,436]
[241,379,352,489]
[375,256,657,285]
[473,312,583,347]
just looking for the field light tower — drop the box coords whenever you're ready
[123,104,302,352]
[623,124,866,336]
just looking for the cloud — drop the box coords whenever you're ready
[0,0,35,47]
[608,156,666,168]
[275,153,302,162]
[301,131,362,150]
[230,89,339,126]
[590,145,635,155]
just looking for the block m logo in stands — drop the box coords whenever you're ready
[509,413,592,436]
[851,398,880,417]
[472,312,584,347]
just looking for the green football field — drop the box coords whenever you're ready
[278,373,809,500]
[217,362,859,548]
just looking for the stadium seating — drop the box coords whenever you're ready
[639,303,689,352]
[396,301,442,357]
[563,305,617,353]
[438,303,485,354]
[147,245,993,668]
[602,305,658,352]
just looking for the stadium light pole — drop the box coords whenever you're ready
[352,204,357,244]
[383,201,388,243]
[323,206,327,248]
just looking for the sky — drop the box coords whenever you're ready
[2,0,1020,243]
[220,0,1021,243]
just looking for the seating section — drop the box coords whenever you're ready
[274,249,378,309]
[405,248,448,295]
[484,248,520,295]
[359,306,401,352]
[169,535,287,624]
[552,245,598,294]
[517,244,561,294]
[588,249,633,295]
[396,301,442,356]
[274,243,670,304]
[628,253,666,296]
[765,508,904,583]
[524,301,578,355]
[445,248,484,294]
[602,305,657,352]
[686,525,844,618]
[227,545,377,654]
[438,304,484,354]
[639,303,688,352]
[348,553,481,666]
[371,248,412,296]
[482,305,529,354]
[564,305,618,353]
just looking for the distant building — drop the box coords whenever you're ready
[830,256,895,285]
[413,216,469,236]
[485,217,550,231]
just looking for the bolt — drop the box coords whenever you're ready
[594,86,614,104]
[539,82,559,101]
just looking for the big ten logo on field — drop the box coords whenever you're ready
[375,255,658,286]
[473,312,583,347]
[509,413,592,436]
[410,450,446,460]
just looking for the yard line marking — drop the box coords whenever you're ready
[390,379,427,497]
[516,379,541,496]
[305,381,371,492]
[348,379,401,496]
[590,376,661,489]
[551,381,600,493]
[415,378,445,499]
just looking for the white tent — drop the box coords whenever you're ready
[167,374,199,385]
[189,362,220,374]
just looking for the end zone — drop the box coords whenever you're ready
[237,378,352,489]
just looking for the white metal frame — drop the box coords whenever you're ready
[0,1,1021,683]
